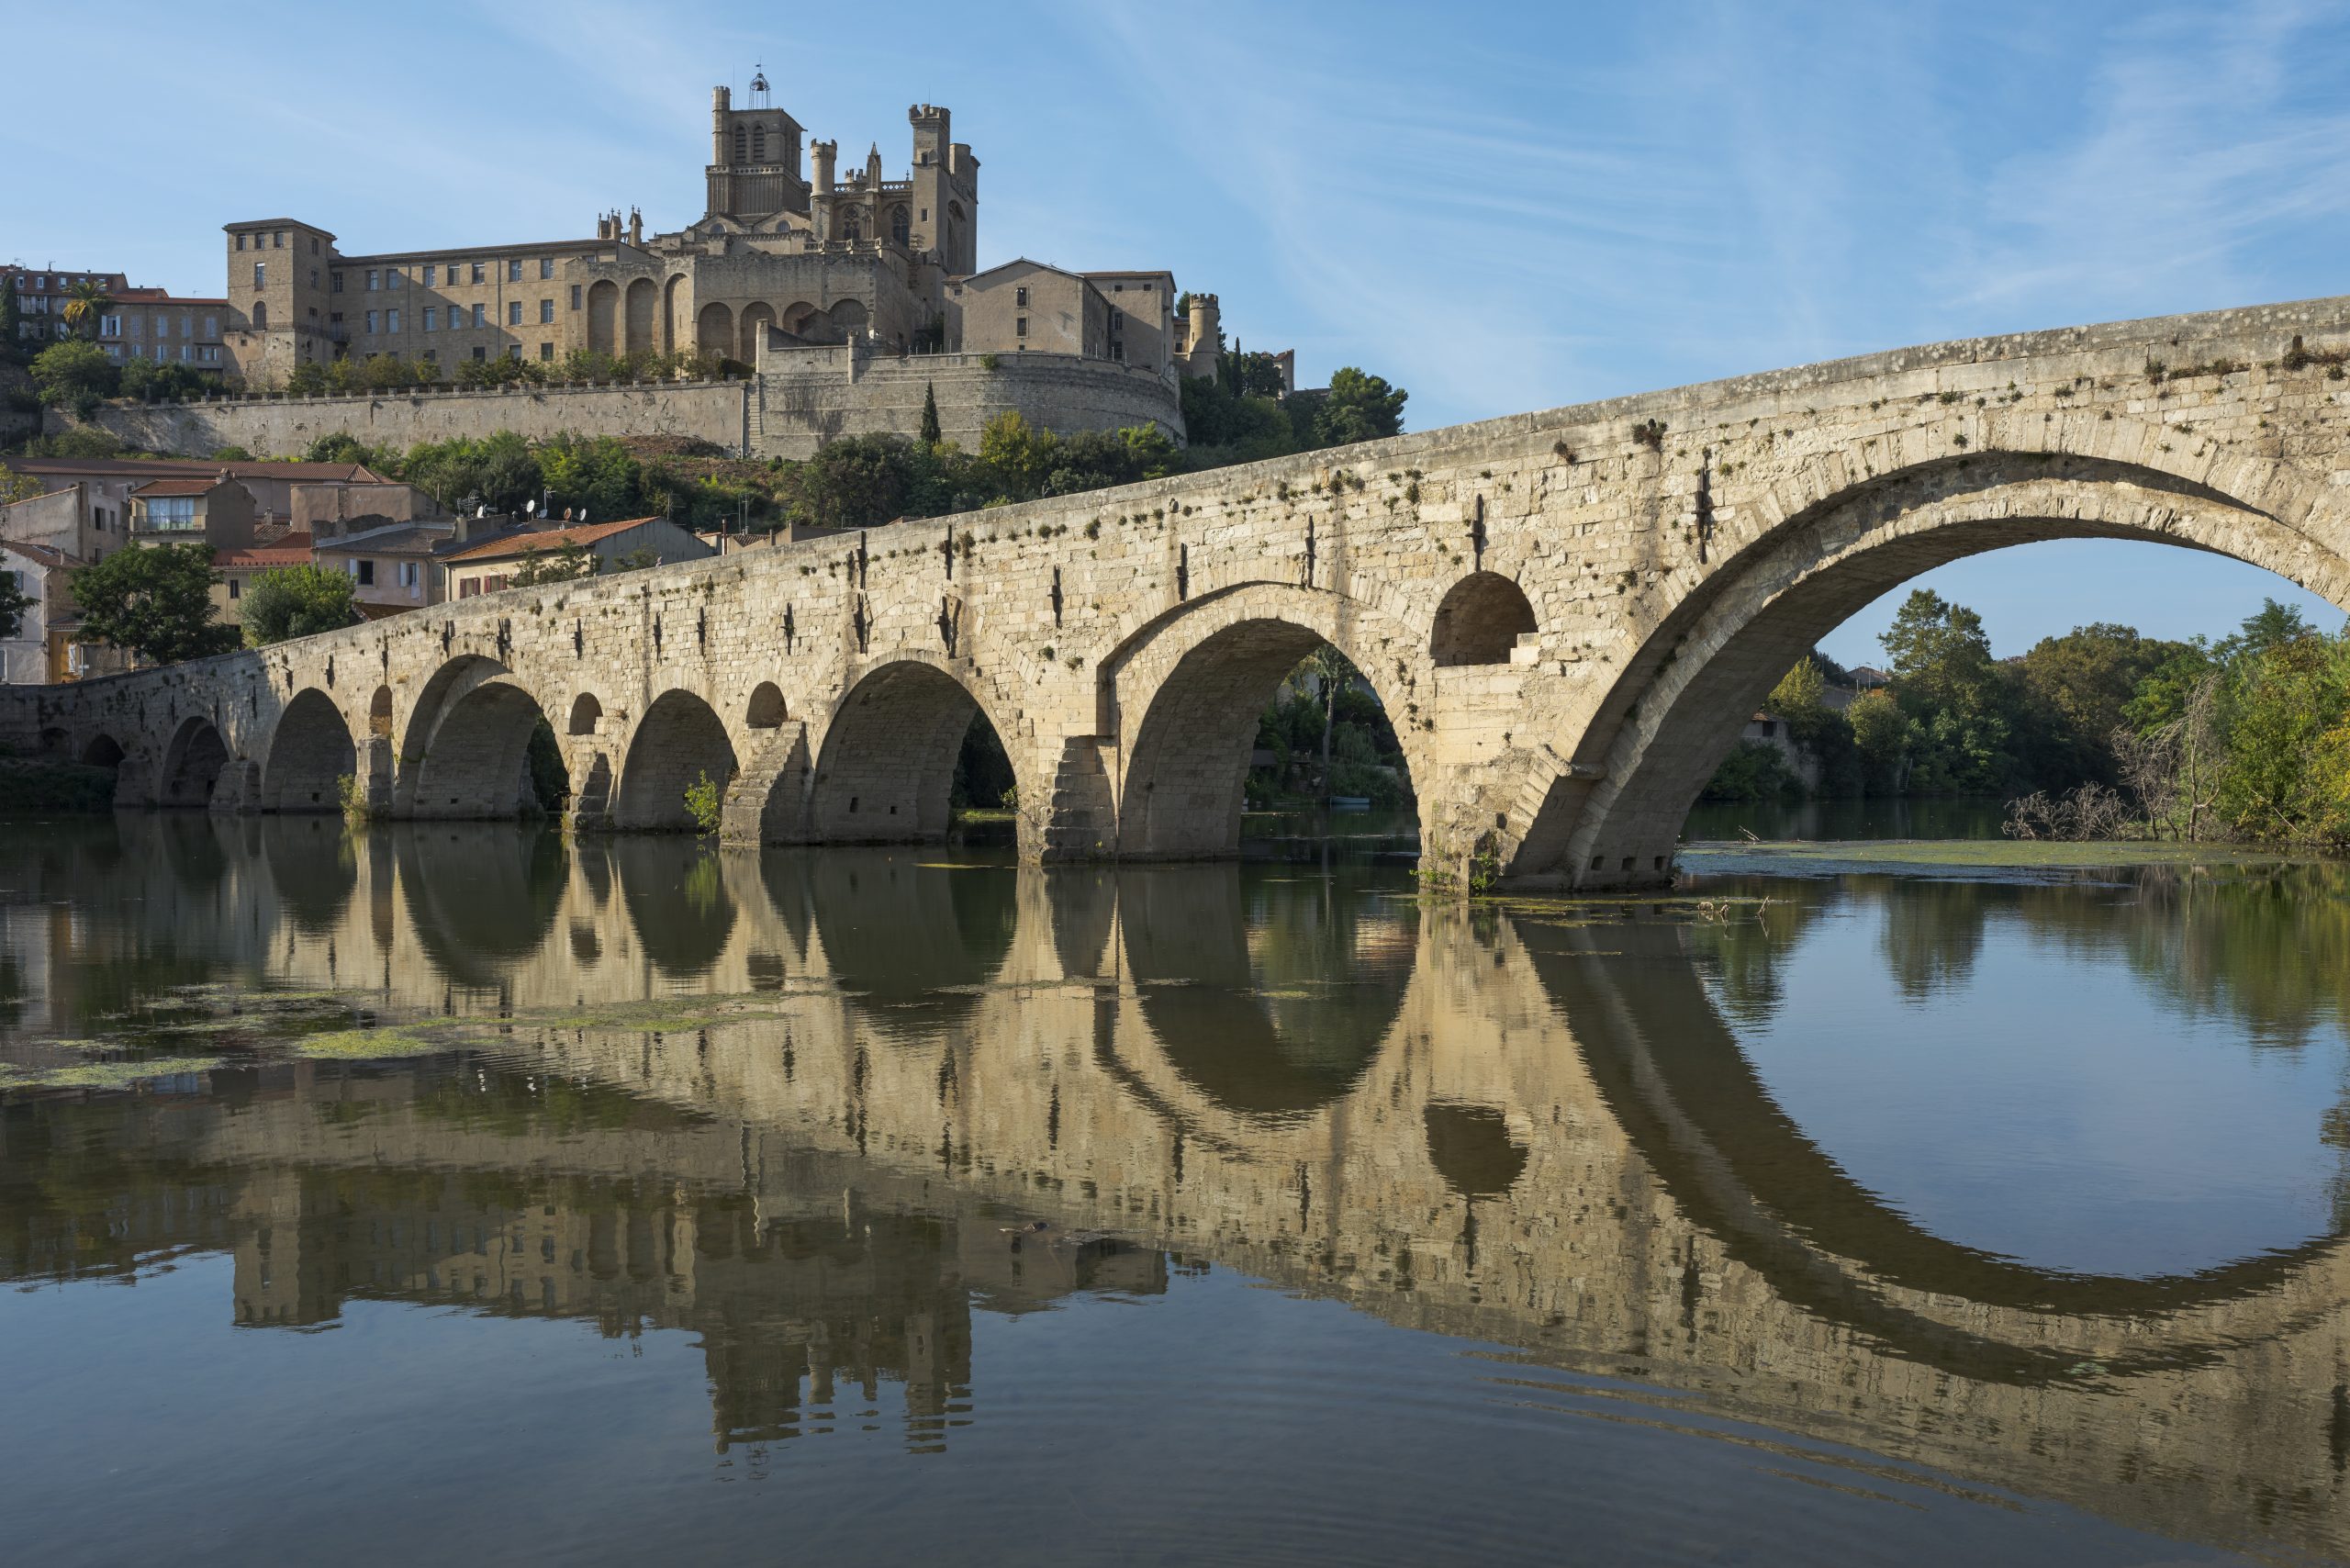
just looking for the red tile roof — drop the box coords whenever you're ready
[216,543,315,569]
[443,517,661,563]
[130,477,228,497]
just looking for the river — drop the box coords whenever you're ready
[3,816,2347,1565]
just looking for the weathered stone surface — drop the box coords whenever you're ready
[14,295,2350,886]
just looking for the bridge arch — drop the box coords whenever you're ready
[1430,571,1537,667]
[398,655,565,820]
[612,689,737,831]
[158,715,231,808]
[1103,582,1427,859]
[805,657,1019,844]
[262,688,357,812]
[1525,448,2350,885]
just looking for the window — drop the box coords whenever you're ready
[365,310,377,334]
[273,230,285,248]
[470,263,486,285]
[507,345,521,360]
[1015,316,1027,338]
[331,272,344,293]
[253,262,265,289]
[98,315,121,338]
[890,207,910,244]
[200,345,220,363]
[354,560,375,587]
[422,263,436,287]
[569,285,581,309]
[228,578,241,599]
[398,561,420,588]
[365,269,378,291]
[144,497,200,531]
[507,260,522,283]
[471,346,487,361]
[311,238,319,254]
[236,235,246,252]
[420,348,436,362]
[733,127,746,162]
[471,304,485,327]
[539,257,554,279]
[1014,286,1029,308]
[423,307,438,331]
[539,298,553,323]
[539,342,553,361]
[385,267,400,286]
[507,300,522,326]
[460,578,480,599]
[308,268,318,288]
[386,308,399,333]
[252,301,267,328]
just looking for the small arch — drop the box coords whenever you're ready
[262,689,357,812]
[80,734,126,769]
[697,300,735,360]
[159,716,230,807]
[827,298,868,337]
[739,301,777,361]
[568,692,604,736]
[1423,1102,1530,1199]
[367,684,393,738]
[778,301,819,338]
[1430,572,1538,667]
[613,689,738,832]
[746,682,786,729]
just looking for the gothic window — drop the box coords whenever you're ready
[841,210,861,241]
[890,207,910,245]
[753,123,767,162]
[733,127,747,162]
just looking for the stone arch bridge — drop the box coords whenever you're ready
[12,295,2350,886]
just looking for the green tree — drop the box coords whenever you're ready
[0,566,32,642]
[2018,622,2189,786]
[72,543,241,664]
[1313,366,1408,446]
[510,541,599,584]
[118,357,208,404]
[0,463,43,505]
[539,432,642,521]
[920,380,943,446]
[240,564,360,645]
[0,284,21,362]
[1881,588,2016,794]
[29,340,119,415]
[1848,688,1908,793]
[210,445,255,462]
[60,280,111,340]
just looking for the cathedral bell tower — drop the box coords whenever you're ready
[703,69,811,225]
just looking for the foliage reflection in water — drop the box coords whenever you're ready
[3,816,2349,1565]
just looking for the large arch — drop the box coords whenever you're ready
[411,678,558,819]
[585,279,619,355]
[805,660,1011,845]
[158,716,230,808]
[660,274,685,355]
[612,689,738,832]
[737,302,776,361]
[1528,452,2350,885]
[1106,583,1425,860]
[261,689,357,812]
[696,301,734,361]
[621,277,657,355]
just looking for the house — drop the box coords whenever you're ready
[211,535,315,618]
[8,457,404,547]
[0,539,128,684]
[310,521,463,611]
[129,476,257,551]
[441,516,711,599]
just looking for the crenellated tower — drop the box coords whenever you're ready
[703,72,810,226]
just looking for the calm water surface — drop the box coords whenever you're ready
[6,816,2350,1565]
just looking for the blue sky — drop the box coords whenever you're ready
[14,0,2350,662]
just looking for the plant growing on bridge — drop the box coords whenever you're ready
[71,543,241,665]
[683,769,722,836]
[240,565,361,646]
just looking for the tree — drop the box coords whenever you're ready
[1880,588,2016,794]
[60,280,111,340]
[1314,366,1408,446]
[1848,689,1908,793]
[0,462,44,506]
[510,541,599,584]
[0,566,32,642]
[29,340,119,415]
[0,284,20,363]
[240,564,360,645]
[119,356,208,404]
[72,543,241,664]
[920,380,943,446]
[539,432,642,521]
[2018,622,2188,786]
[611,546,662,572]
[210,445,254,462]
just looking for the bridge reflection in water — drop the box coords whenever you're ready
[5,818,2350,1559]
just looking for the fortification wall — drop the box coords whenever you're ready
[751,347,1183,457]
[58,382,752,459]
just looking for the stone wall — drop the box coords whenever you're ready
[751,344,1182,456]
[60,381,753,459]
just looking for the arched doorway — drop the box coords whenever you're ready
[1430,571,1538,666]
[738,302,776,361]
[806,663,1013,844]
[697,301,734,361]
[612,689,737,831]
[261,689,356,812]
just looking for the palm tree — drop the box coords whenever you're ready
[61,280,111,340]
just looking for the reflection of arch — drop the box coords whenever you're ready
[567,692,603,736]
[586,279,619,355]
[257,817,354,933]
[159,716,230,808]
[1517,914,2350,1380]
[396,824,567,984]
[262,689,356,812]
[794,853,1017,1028]
[696,301,733,360]
[1106,584,1422,858]
[613,689,737,831]
[622,277,657,355]
[1116,864,1416,1124]
[412,678,554,819]
[1530,453,2350,885]
[611,839,738,978]
[1429,572,1537,667]
[738,301,775,361]
[1423,1103,1528,1198]
[746,682,786,729]
[807,660,1010,844]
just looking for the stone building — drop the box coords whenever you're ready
[442,515,711,599]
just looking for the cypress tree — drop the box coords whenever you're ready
[920,380,943,446]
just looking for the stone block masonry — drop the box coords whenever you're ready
[16,293,2350,889]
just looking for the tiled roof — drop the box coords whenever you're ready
[216,540,315,570]
[442,517,661,563]
[313,523,450,554]
[0,538,82,568]
[130,477,225,497]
